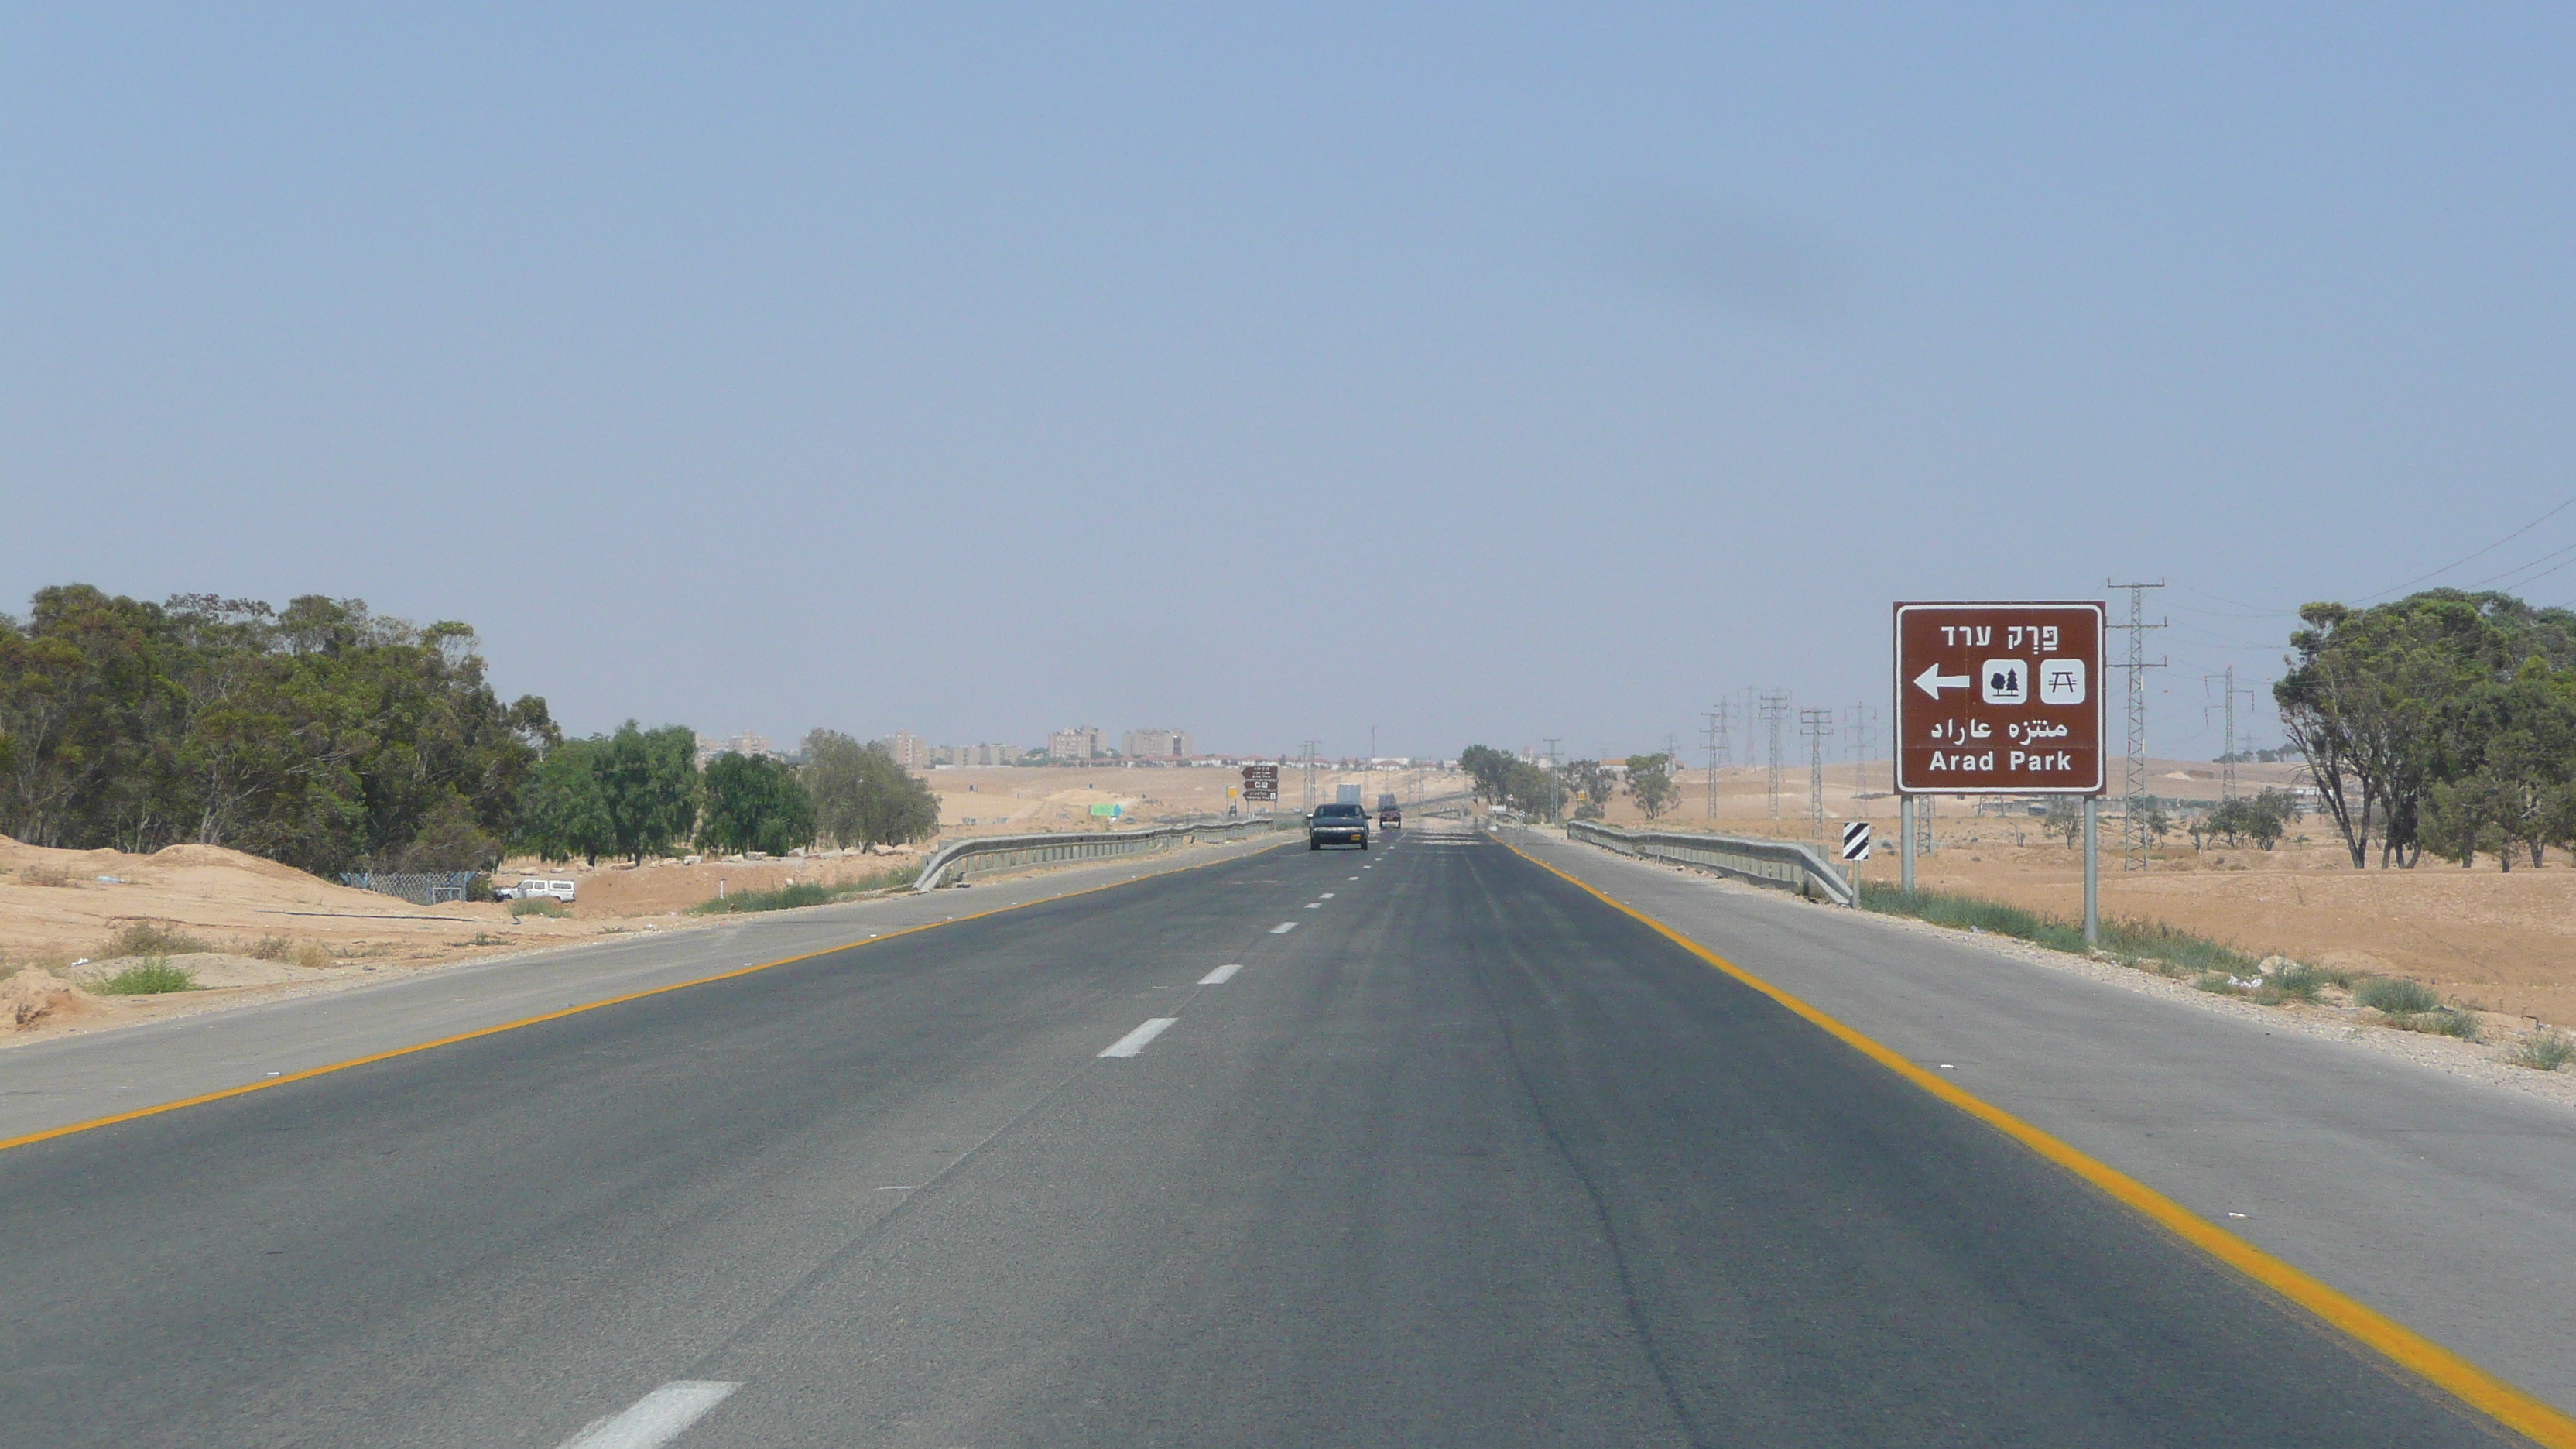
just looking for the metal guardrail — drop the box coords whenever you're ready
[1562,820,1857,906]
[913,814,1297,891]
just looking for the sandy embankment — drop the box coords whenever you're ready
[0,761,1401,1047]
[0,834,920,1046]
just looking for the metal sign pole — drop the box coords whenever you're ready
[2083,796,2100,946]
[1899,794,1916,895]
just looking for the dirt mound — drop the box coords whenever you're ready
[144,841,333,884]
[1,969,90,1029]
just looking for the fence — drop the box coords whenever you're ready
[913,814,1297,892]
[337,870,476,906]
[1562,820,1855,906]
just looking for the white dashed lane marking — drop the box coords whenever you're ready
[1271,922,1299,934]
[1099,1018,1178,1058]
[557,1382,741,1449]
[1199,963,1243,985]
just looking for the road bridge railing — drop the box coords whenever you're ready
[1563,819,1857,907]
[913,814,1298,891]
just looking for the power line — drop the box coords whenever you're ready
[2458,537,2576,593]
[2357,494,2576,602]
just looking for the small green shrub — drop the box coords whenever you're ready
[2509,1029,2576,1072]
[508,898,569,918]
[96,957,199,995]
[2397,1009,2482,1043]
[2354,977,2441,1016]
[2248,964,2331,1005]
[104,921,211,957]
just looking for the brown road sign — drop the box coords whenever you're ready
[1893,601,2105,795]
[1242,764,1279,801]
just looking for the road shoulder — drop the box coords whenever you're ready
[1514,828,2576,1420]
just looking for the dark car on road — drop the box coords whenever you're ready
[1309,803,1369,850]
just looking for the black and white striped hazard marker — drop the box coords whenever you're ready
[1841,821,1872,862]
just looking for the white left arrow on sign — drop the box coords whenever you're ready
[1913,663,1971,698]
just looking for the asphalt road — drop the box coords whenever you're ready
[0,831,2519,1447]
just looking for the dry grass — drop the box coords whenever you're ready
[242,935,334,968]
[102,920,211,957]
[15,864,76,888]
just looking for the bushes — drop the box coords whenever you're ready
[508,897,569,918]
[2353,977,2441,1015]
[104,921,210,957]
[95,957,198,995]
[2510,1029,2576,1072]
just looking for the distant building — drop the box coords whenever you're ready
[931,742,1025,767]
[1121,728,1194,760]
[694,729,776,769]
[878,731,929,771]
[1048,725,1104,761]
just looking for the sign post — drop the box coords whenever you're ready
[1894,601,2107,941]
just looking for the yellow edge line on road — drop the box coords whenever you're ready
[1508,841,2576,1449]
[0,834,1295,1157]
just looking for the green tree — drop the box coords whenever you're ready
[1625,754,1677,821]
[1563,759,1610,820]
[1458,745,1516,806]
[2276,590,2576,868]
[2043,796,2084,848]
[596,721,700,863]
[801,729,941,847]
[516,738,617,866]
[2420,773,2511,869]
[699,752,817,856]
[0,587,551,873]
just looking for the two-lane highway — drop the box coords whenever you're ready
[0,831,2520,1446]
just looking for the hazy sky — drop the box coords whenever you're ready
[9,5,2574,763]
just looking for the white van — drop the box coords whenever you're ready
[512,878,577,904]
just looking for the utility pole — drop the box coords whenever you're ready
[1301,738,1321,814]
[1799,707,1832,839]
[1845,702,1876,802]
[2107,579,2167,871]
[1541,737,1563,820]
[2204,667,2237,803]
[1759,691,1791,820]
[2204,670,2266,803]
[1701,707,1728,819]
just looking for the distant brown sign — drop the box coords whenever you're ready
[1893,602,2105,795]
[1242,763,1279,801]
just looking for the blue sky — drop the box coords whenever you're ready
[7,5,2572,762]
